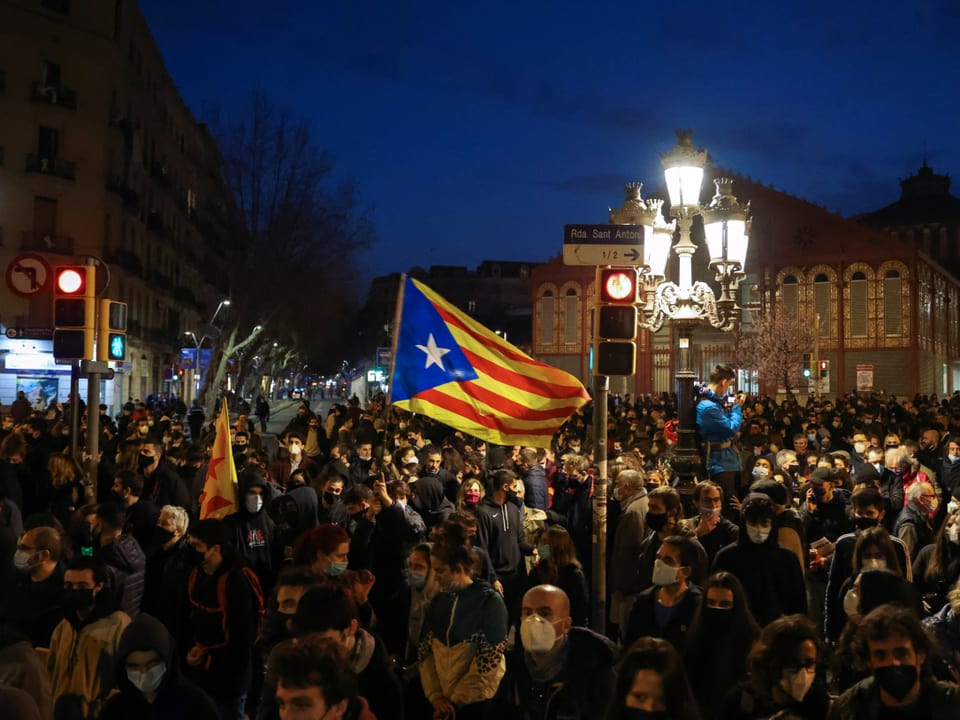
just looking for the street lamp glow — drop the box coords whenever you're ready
[660,130,707,209]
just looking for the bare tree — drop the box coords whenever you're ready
[736,310,817,397]
[200,92,374,413]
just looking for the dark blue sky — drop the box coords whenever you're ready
[140,0,960,285]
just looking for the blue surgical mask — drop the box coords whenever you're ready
[325,561,348,577]
[949,454,960,464]
[408,570,427,589]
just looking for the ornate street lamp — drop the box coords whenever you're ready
[609,129,751,486]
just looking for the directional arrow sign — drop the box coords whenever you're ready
[563,224,644,266]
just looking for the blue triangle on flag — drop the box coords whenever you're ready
[391,278,478,402]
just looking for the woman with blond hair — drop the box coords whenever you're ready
[47,452,85,526]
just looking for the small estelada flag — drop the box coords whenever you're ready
[198,397,238,519]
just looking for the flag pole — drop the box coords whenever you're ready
[385,273,406,407]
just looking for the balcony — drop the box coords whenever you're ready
[21,230,75,255]
[103,247,143,277]
[31,81,77,110]
[105,175,140,213]
[26,154,76,181]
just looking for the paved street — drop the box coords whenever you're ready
[258,395,338,456]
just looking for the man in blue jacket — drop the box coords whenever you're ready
[696,364,744,514]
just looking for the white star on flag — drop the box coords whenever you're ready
[416,333,451,371]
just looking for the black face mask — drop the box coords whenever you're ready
[703,607,733,624]
[62,588,96,612]
[646,512,668,532]
[506,490,521,507]
[853,515,880,531]
[262,610,294,644]
[186,547,206,566]
[109,491,127,507]
[323,491,338,505]
[874,664,918,700]
[620,710,669,720]
[155,527,176,546]
[138,454,155,472]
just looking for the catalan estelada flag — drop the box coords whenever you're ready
[198,397,237,519]
[390,276,590,447]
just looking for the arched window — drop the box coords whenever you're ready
[539,291,554,345]
[814,273,830,336]
[781,275,799,319]
[850,271,868,337]
[564,288,579,345]
[884,270,901,336]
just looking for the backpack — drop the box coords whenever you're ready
[187,565,266,647]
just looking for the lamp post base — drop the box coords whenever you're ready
[669,321,703,496]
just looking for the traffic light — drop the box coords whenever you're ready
[802,352,813,378]
[97,299,127,361]
[595,267,639,376]
[819,359,829,378]
[53,265,95,361]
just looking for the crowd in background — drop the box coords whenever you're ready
[2,377,960,718]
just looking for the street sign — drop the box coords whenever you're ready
[5,327,54,340]
[856,364,874,392]
[563,224,643,266]
[377,347,392,367]
[6,253,52,298]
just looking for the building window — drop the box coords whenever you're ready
[850,271,868,337]
[540,291,554,345]
[38,125,60,163]
[884,270,902,336]
[564,289,579,345]
[781,275,799,318]
[813,273,830,336]
[33,196,57,235]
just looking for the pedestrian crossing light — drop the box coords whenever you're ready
[595,267,639,376]
[53,265,96,361]
[97,299,128,361]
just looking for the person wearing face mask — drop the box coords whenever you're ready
[475,469,529,625]
[94,501,147,617]
[6,525,65,647]
[825,488,911,641]
[270,432,316,490]
[489,584,617,720]
[829,604,960,718]
[141,506,194,653]
[624,536,703,651]
[714,494,808,627]
[718,614,829,720]
[801,467,853,630]
[894,480,940,561]
[293,522,351,578]
[680,480,740,567]
[419,520,507,720]
[138,440,192,512]
[528,525,590,628]
[47,556,131,712]
[99,613,218,719]
[609,637,701,720]
[684,572,761,716]
[610,469,650,632]
[183,519,261,720]
[939,435,960,508]
[635,487,701,596]
[913,508,960,612]
[224,471,279,594]
[112,470,161,552]
[283,468,319,536]
[317,475,350,528]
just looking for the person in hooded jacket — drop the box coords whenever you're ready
[410,471,455,532]
[489,584,618,720]
[475,468,529,624]
[95,500,147,617]
[225,470,280,594]
[713,493,808,627]
[99,613,218,720]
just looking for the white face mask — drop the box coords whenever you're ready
[651,558,681,586]
[862,557,887,571]
[854,442,867,455]
[780,668,815,702]
[127,662,166,694]
[13,550,34,572]
[949,500,960,516]
[948,525,960,545]
[520,613,560,653]
[751,466,769,481]
[843,589,861,622]
[949,454,960,464]
[746,525,771,544]
[698,505,722,519]
[288,444,302,456]
[245,494,263,513]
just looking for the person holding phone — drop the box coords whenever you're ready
[696,365,746,517]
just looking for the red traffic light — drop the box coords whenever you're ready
[819,360,828,370]
[56,267,85,295]
[600,268,637,303]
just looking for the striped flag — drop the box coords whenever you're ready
[389,277,590,447]
[198,397,238,519]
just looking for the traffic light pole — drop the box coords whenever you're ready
[84,362,101,504]
[591,371,608,637]
[69,363,80,459]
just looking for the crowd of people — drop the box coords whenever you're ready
[2,373,960,718]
